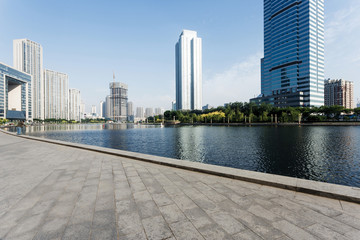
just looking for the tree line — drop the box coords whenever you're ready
[155,102,360,123]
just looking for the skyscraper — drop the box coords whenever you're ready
[145,108,153,118]
[175,30,202,110]
[13,39,44,119]
[91,105,96,117]
[253,0,324,107]
[127,101,134,121]
[69,88,81,121]
[136,107,144,119]
[109,82,128,122]
[44,69,69,120]
[99,100,105,118]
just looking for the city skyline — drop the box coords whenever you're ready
[1,0,360,111]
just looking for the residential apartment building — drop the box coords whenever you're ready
[145,108,153,118]
[13,39,44,119]
[69,88,81,121]
[324,79,354,109]
[44,69,69,120]
[136,107,144,119]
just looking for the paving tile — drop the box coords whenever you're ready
[133,190,153,203]
[198,223,233,240]
[62,222,92,240]
[269,206,316,228]
[137,200,162,219]
[117,212,143,236]
[334,213,360,230]
[272,220,318,240]
[1,132,360,240]
[5,212,45,239]
[151,192,174,207]
[159,204,187,223]
[209,211,245,235]
[170,220,205,240]
[183,207,213,229]
[142,215,173,240]
[232,229,263,240]
[171,194,198,211]
[33,217,68,240]
[306,223,351,240]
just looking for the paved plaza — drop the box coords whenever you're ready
[0,131,360,240]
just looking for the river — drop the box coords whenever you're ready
[17,124,360,187]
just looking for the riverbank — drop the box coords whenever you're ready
[170,122,360,126]
[1,130,360,239]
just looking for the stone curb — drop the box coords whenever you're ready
[1,129,360,204]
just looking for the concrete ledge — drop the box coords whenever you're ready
[1,129,360,204]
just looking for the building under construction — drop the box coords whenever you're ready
[108,82,128,122]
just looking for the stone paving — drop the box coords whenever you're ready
[0,131,360,240]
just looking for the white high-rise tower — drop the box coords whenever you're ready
[175,30,202,110]
[13,39,44,119]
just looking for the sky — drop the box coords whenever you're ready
[1,0,360,112]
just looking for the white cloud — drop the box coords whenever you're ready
[325,0,360,100]
[326,1,360,44]
[203,52,262,107]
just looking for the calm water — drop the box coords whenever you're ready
[18,124,360,187]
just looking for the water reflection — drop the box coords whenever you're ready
[20,124,360,187]
[174,126,206,162]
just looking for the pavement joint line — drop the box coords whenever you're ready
[1,129,360,204]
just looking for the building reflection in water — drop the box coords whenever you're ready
[17,124,360,187]
[174,126,206,163]
[256,126,359,186]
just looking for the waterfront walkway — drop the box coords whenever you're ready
[0,131,360,240]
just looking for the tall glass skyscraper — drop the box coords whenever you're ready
[258,0,324,107]
[175,30,202,111]
[13,39,44,119]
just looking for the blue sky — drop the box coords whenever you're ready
[1,0,360,112]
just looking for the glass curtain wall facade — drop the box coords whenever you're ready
[261,0,324,107]
[175,30,202,110]
[0,63,32,120]
[13,39,44,119]
[109,82,128,122]
[44,69,69,120]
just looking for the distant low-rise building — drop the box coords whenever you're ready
[202,104,213,111]
[154,107,164,115]
[324,79,354,109]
